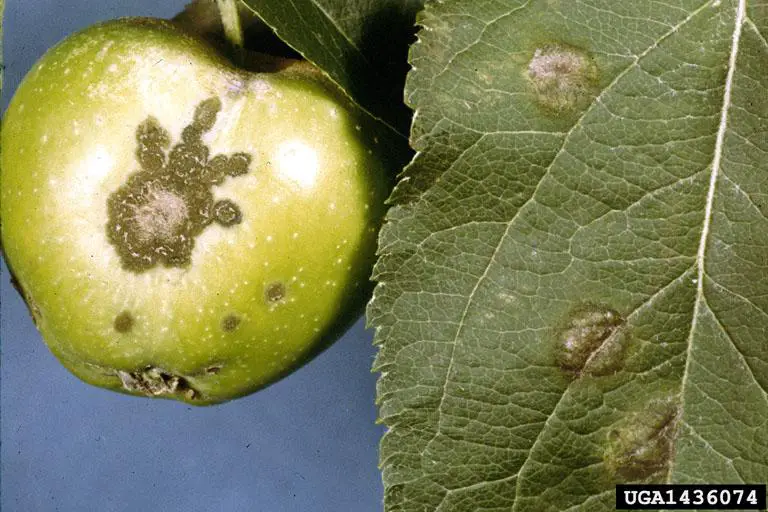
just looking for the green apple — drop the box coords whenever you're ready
[0,17,390,405]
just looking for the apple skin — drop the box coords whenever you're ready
[0,18,390,405]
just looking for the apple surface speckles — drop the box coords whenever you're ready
[0,17,391,404]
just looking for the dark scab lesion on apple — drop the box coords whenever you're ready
[192,97,220,131]
[105,97,253,273]
[265,282,286,303]
[213,199,242,226]
[221,314,241,332]
[205,365,222,374]
[113,310,134,333]
[135,116,170,169]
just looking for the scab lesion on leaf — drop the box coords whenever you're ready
[555,303,628,377]
[526,42,598,114]
[105,97,253,273]
[604,397,680,481]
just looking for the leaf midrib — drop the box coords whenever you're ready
[671,0,746,483]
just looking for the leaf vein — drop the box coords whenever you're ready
[702,286,768,401]
[681,421,741,477]
[708,276,768,320]
[746,18,768,50]
[306,0,373,67]
[721,172,768,222]
[510,266,695,509]
[675,0,747,483]
[569,167,707,238]
[428,2,534,92]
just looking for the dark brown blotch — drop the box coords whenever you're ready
[265,282,286,303]
[105,97,252,273]
[193,97,222,131]
[221,314,241,332]
[135,116,170,169]
[225,153,251,177]
[213,199,242,226]
[114,311,134,333]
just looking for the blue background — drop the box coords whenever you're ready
[0,1,385,510]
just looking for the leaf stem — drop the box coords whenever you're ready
[216,0,244,48]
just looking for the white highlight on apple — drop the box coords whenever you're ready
[69,145,115,206]
[274,140,319,189]
[58,145,117,271]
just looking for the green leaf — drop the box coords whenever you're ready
[240,0,424,135]
[370,0,768,510]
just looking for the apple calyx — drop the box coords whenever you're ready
[117,366,197,400]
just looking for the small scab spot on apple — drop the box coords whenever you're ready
[213,199,242,226]
[106,97,253,273]
[265,282,286,304]
[114,311,134,333]
[221,314,241,332]
[527,43,598,113]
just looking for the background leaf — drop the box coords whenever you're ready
[240,0,425,136]
[370,0,768,510]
